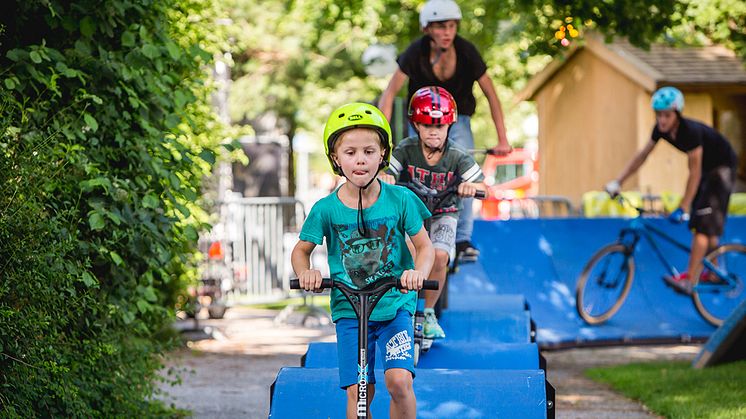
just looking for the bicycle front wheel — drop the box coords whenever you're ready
[692,244,746,326]
[576,244,635,325]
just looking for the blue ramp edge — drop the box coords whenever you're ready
[447,293,529,312]
[269,367,549,419]
[693,297,746,368]
[461,217,746,348]
[302,341,540,370]
[439,310,532,343]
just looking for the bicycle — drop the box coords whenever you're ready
[396,175,485,364]
[290,276,437,419]
[575,194,746,326]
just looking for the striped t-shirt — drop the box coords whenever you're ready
[386,135,484,217]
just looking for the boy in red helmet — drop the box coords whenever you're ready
[380,86,485,339]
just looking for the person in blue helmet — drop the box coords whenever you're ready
[605,86,738,294]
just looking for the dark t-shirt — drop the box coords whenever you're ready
[385,136,484,217]
[651,117,737,172]
[397,35,487,116]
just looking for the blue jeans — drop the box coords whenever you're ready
[409,115,475,243]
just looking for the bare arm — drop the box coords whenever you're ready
[616,140,657,185]
[477,73,511,155]
[291,240,322,290]
[409,226,435,278]
[680,146,703,210]
[378,69,409,121]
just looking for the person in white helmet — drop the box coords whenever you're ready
[378,0,512,264]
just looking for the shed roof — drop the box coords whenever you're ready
[518,35,746,101]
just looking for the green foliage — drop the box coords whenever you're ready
[225,0,746,154]
[587,360,746,418]
[667,0,746,58]
[223,0,687,151]
[0,0,225,415]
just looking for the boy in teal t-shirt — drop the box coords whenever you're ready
[291,103,434,418]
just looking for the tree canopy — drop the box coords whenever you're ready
[223,0,745,152]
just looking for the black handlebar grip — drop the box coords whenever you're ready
[290,278,334,289]
[422,280,439,290]
[475,190,486,199]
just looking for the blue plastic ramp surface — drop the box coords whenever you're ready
[693,297,746,368]
[453,217,746,347]
[269,367,549,418]
[439,310,532,343]
[302,341,540,370]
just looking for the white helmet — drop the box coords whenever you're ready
[419,0,462,29]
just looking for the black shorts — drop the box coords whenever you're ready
[689,166,735,236]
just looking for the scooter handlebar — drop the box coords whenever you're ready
[290,278,333,289]
[290,278,439,290]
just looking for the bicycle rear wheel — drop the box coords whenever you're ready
[576,243,635,325]
[692,244,746,326]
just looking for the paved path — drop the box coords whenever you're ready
[157,307,700,418]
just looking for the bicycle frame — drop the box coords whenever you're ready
[617,200,736,292]
[621,216,690,277]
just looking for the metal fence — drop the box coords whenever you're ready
[217,196,306,303]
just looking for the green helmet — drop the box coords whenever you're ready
[323,103,392,175]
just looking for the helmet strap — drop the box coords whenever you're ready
[417,125,452,159]
[356,174,380,236]
[341,160,385,237]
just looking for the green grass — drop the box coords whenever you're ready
[247,296,331,312]
[586,360,746,418]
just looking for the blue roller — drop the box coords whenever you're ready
[269,367,550,419]
[416,341,540,369]
[439,310,532,343]
[459,217,746,347]
[302,341,540,370]
[446,292,529,312]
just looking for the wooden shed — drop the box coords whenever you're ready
[517,35,746,204]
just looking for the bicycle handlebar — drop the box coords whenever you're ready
[611,193,648,215]
[290,278,439,291]
[396,179,486,200]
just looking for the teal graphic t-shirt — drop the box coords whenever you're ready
[299,181,431,322]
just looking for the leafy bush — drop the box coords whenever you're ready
[0,1,226,415]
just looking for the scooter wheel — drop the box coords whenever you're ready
[413,342,420,367]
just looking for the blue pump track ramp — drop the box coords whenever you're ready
[302,341,541,370]
[693,297,746,368]
[269,367,550,418]
[453,217,746,349]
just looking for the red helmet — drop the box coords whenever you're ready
[408,86,457,125]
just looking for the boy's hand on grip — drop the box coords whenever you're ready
[457,182,477,198]
[399,269,426,294]
[299,269,323,292]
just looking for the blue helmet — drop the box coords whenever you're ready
[651,86,684,112]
